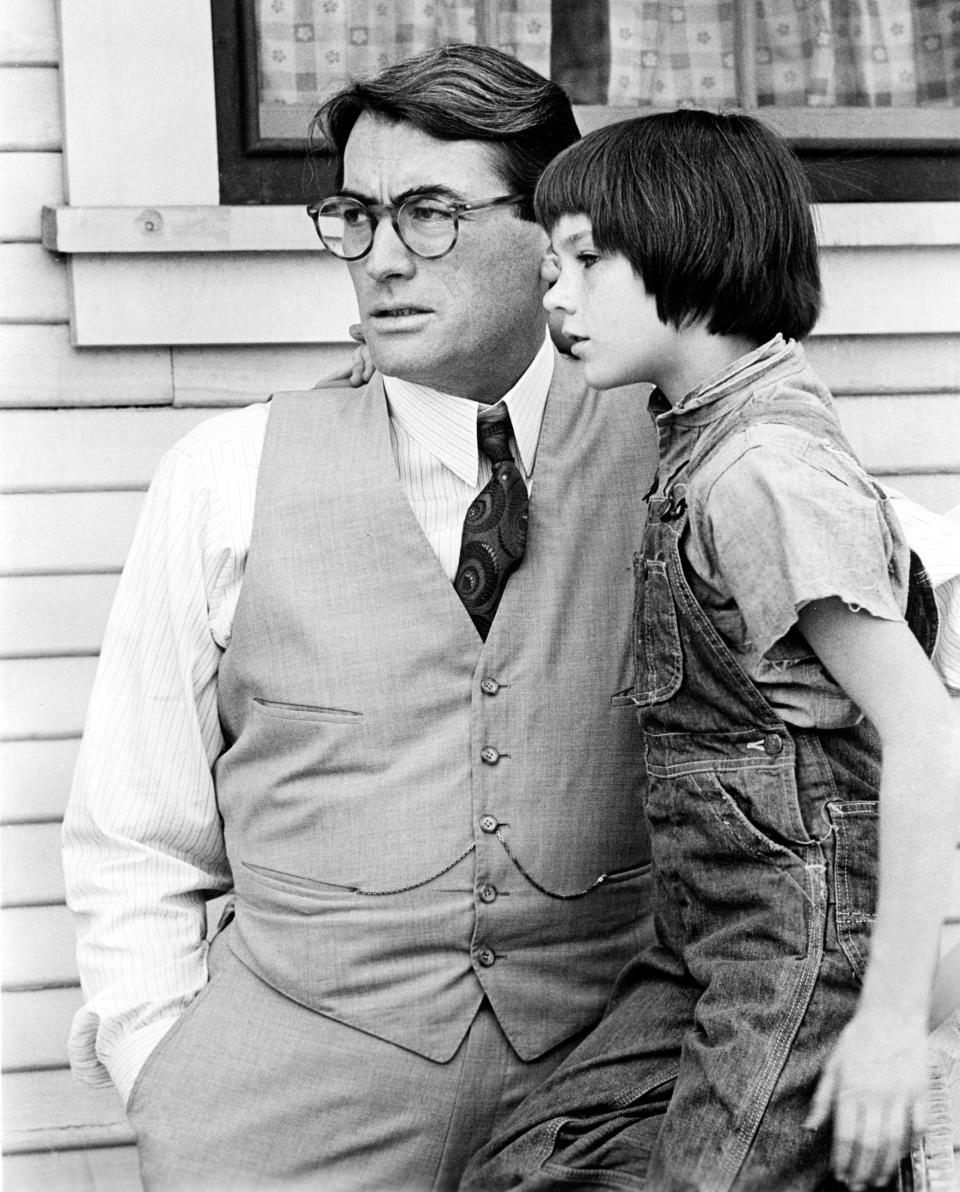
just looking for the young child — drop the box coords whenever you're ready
[461,110,960,1192]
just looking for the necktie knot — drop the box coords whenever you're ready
[478,412,515,467]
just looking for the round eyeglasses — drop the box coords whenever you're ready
[306,193,527,260]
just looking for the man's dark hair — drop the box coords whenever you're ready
[313,43,580,221]
[535,109,822,342]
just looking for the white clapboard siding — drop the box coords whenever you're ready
[818,247,960,336]
[1,738,80,823]
[3,1146,142,1192]
[3,821,66,906]
[0,408,215,490]
[67,252,360,346]
[172,342,358,406]
[0,574,117,657]
[0,655,97,739]
[1,241,70,321]
[3,904,76,988]
[834,394,960,475]
[3,987,80,1071]
[0,491,145,574]
[3,1069,133,1153]
[0,326,173,409]
[0,66,61,151]
[0,0,58,64]
[0,152,64,240]
[806,335,960,396]
[876,474,960,514]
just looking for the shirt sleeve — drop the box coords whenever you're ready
[61,444,236,1107]
[690,429,909,661]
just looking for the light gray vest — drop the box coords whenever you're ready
[215,355,659,1062]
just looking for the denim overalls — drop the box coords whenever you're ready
[462,390,937,1192]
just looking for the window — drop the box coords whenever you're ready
[213,0,960,204]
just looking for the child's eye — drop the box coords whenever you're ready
[578,252,600,269]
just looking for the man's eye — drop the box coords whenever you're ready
[408,202,452,223]
[341,207,367,227]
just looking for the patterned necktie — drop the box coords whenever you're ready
[454,410,530,639]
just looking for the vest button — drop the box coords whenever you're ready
[480,746,501,765]
[479,815,499,833]
[763,734,783,756]
[480,677,500,696]
[477,947,496,967]
[478,883,498,904]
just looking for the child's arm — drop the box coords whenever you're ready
[799,597,960,1191]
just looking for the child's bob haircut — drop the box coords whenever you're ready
[535,109,822,343]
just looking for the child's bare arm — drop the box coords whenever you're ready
[798,597,960,1191]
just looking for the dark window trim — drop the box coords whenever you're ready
[213,0,960,205]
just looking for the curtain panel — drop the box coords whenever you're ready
[256,0,959,114]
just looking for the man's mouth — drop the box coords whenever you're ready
[370,306,432,319]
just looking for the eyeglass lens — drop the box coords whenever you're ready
[317,197,458,260]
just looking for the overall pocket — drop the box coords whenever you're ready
[827,799,879,980]
[633,554,683,707]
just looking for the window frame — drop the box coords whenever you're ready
[218,0,960,205]
[46,0,960,347]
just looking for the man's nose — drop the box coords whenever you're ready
[363,215,415,281]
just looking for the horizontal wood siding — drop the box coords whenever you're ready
[2,2,958,1185]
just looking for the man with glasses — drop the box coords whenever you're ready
[62,43,659,1190]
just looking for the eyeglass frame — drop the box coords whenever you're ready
[305,192,528,261]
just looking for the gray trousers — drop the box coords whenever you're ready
[126,929,581,1191]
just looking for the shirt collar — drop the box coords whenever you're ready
[649,334,799,428]
[382,333,554,485]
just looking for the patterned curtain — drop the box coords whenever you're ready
[256,0,553,109]
[608,0,959,107]
[257,0,959,113]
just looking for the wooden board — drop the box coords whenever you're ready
[818,247,960,337]
[3,1145,142,1192]
[0,0,59,64]
[0,66,61,150]
[3,1068,134,1152]
[834,393,960,473]
[3,986,80,1070]
[0,656,97,739]
[67,252,359,346]
[878,473,960,515]
[58,0,217,206]
[0,152,64,240]
[172,342,374,407]
[0,408,213,490]
[0,737,80,823]
[0,326,173,409]
[806,335,960,396]
[2,904,77,988]
[2,821,66,907]
[0,574,117,657]
[0,491,145,574]
[0,242,69,321]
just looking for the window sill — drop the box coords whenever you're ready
[38,203,960,346]
[42,202,960,255]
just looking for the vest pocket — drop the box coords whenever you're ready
[632,555,683,706]
[252,697,363,723]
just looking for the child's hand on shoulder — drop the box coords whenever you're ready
[314,324,373,389]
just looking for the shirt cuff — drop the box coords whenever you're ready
[104,1018,179,1109]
